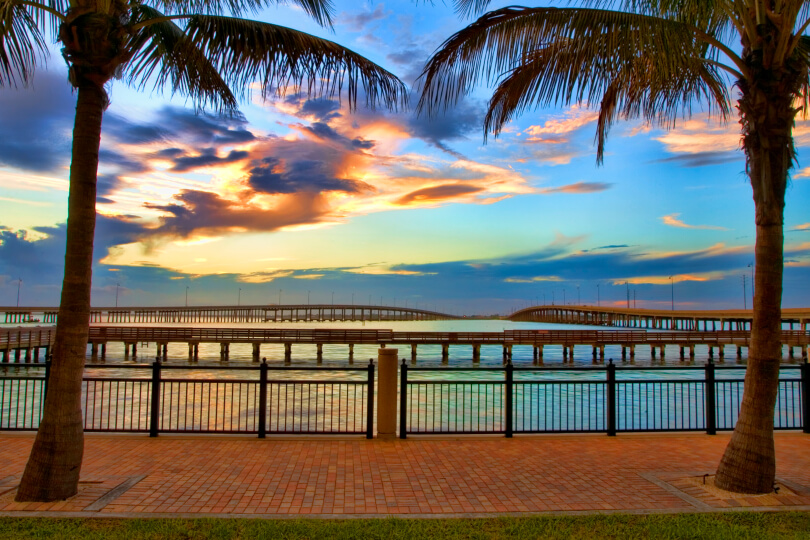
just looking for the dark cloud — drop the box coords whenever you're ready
[404,98,484,159]
[396,184,483,205]
[0,69,75,172]
[247,157,372,194]
[170,148,249,172]
[303,122,374,150]
[296,97,342,122]
[654,152,740,168]
[142,189,329,238]
[103,114,167,144]
[160,107,255,144]
[338,4,388,32]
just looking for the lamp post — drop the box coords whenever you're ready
[115,282,120,308]
[748,262,754,305]
[351,292,354,305]
[185,286,189,307]
[597,284,600,307]
[742,275,747,310]
[238,288,241,306]
[562,288,566,306]
[331,291,334,305]
[576,285,580,305]
[625,281,630,309]
[278,289,282,305]
[669,276,674,311]
[307,290,310,305]
[552,291,555,305]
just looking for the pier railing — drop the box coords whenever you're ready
[398,362,808,437]
[1,362,375,437]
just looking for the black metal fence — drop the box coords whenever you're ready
[2,360,375,437]
[399,361,809,438]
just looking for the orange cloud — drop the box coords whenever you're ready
[661,213,729,230]
[395,184,484,206]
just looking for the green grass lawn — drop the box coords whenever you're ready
[1,512,809,539]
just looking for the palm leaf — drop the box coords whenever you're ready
[481,34,730,162]
[125,5,238,113]
[182,15,406,110]
[418,6,728,117]
[147,0,334,26]
[0,1,48,86]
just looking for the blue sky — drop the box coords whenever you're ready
[1,1,810,314]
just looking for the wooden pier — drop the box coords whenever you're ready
[80,326,810,364]
[0,327,54,363]
[1,304,454,325]
[509,305,810,331]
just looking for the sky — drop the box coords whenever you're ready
[1,1,810,315]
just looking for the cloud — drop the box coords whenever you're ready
[142,190,329,239]
[395,184,484,205]
[654,117,739,155]
[338,4,389,32]
[653,152,740,168]
[170,148,250,172]
[539,182,612,194]
[246,154,373,195]
[791,223,810,231]
[0,69,75,172]
[523,106,599,141]
[660,213,729,231]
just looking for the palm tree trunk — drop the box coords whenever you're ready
[715,76,790,494]
[15,83,105,502]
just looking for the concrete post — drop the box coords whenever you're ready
[377,348,398,440]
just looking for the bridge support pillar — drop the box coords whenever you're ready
[536,345,543,365]
[708,346,714,359]
[159,342,168,360]
[473,344,481,363]
[789,346,795,359]
[660,345,666,358]
[441,343,449,364]
[737,346,743,359]
[650,345,657,359]
[99,343,106,360]
[599,345,605,361]
[592,346,597,359]
[317,343,324,364]
[621,346,627,360]
[348,344,354,363]
[689,345,695,358]
[220,342,230,361]
[563,345,570,363]
[252,343,261,362]
[679,346,685,360]
[629,344,635,359]
[284,343,292,363]
[411,344,418,363]
[718,345,725,362]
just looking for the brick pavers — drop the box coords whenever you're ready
[0,433,807,517]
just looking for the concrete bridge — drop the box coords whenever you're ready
[508,305,810,331]
[0,304,455,325]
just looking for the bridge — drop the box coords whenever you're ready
[0,304,456,325]
[2,326,806,364]
[508,305,810,331]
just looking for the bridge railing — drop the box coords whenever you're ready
[1,362,375,437]
[399,363,808,438]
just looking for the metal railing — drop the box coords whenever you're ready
[1,360,375,437]
[399,361,809,438]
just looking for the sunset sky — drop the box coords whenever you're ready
[1,1,810,314]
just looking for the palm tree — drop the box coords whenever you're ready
[2,0,405,501]
[419,0,808,494]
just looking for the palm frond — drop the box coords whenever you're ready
[792,33,810,119]
[418,6,728,117]
[27,0,68,36]
[182,15,406,110]
[125,5,238,113]
[146,0,334,26]
[482,39,731,162]
[0,1,48,86]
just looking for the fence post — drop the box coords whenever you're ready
[505,361,513,438]
[258,358,268,438]
[400,359,408,439]
[149,359,161,437]
[705,359,717,435]
[366,359,375,439]
[43,357,51,401]
[802,359,809,434]
[376,348,398,439]
[606,359,616,436]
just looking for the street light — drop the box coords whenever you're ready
[278,289,282,305]
[742,275,747,310]
[307,290,310,305]
[185,286,189,307]
[625,281,630,309]
[576,285,580,305]
[115,282,120,308]
[331,291,334,305]
[669,276,674,311]
[16,278,22,307]
[748,262,754,305]
[238,288,242,306]
[597,284,600,307]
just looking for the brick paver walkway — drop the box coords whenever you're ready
[0,433,808,517]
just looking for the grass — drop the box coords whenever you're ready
[0,512,809,539]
